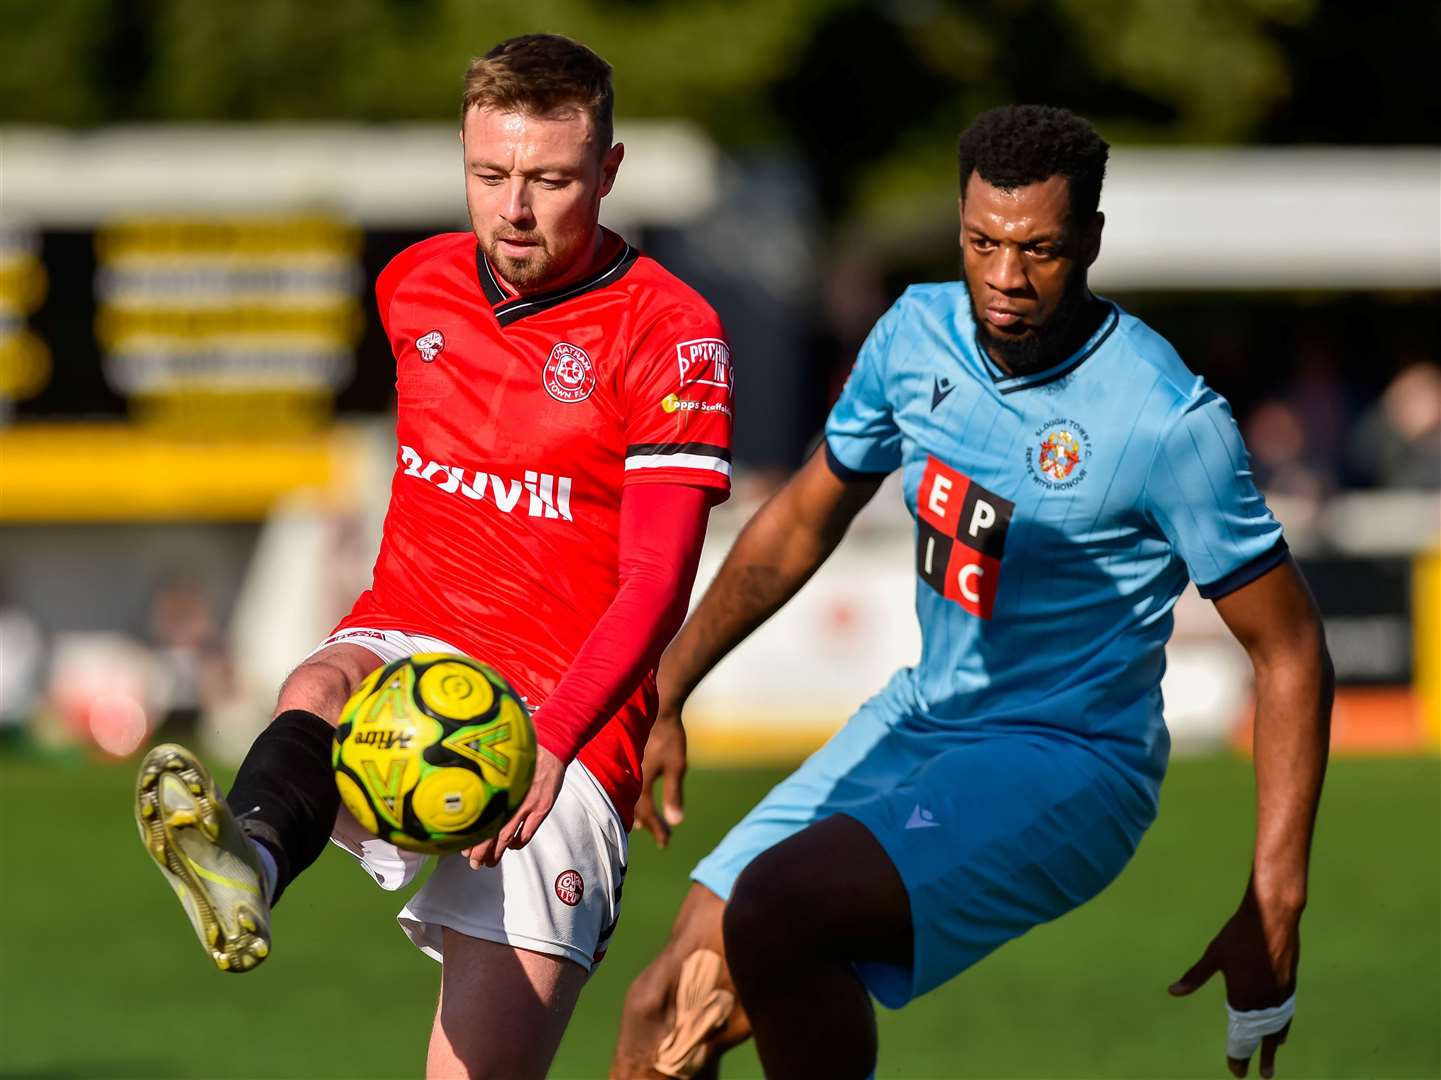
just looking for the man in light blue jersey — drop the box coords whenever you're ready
[611,106,1331,1080]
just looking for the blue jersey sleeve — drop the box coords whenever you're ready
[824,305,902,478]
[1144,388,1287,598]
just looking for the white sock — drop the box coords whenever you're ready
[251,839,279,906]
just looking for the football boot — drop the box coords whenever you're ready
[135,743,271,973]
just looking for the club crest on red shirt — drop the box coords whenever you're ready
[544,342,597,403]
[554,869,584,906]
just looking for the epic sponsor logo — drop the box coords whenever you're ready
[554,869,584,906]
[543,342,596,403]
[400,445,574,520]
[915,455,1013,620]
[416,330,444,362]
[675,338,733,395]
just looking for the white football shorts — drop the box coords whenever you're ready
[315,626,629,972]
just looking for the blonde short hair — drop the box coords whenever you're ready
[461,34,614,151]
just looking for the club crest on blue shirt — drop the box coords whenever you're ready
[1025,419,1092,490]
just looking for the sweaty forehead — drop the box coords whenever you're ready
[962,173,1071,237]
[462,105,596,165]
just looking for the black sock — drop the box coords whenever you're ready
[226,709,337,905]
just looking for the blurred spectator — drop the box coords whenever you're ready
[1285,332,1356,484]
[1346,361,1441,490]
[0,590,46,747]
[1245,398,1331,500]
[819,251,891,405]
[147,577,233,746]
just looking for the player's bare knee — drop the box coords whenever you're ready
[723,862,791,972]
[274,663,344,722]
[273,643,383,722]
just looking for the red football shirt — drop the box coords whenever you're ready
[337,229,734,824]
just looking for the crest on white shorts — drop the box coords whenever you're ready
[416,330,445,362]
[554,868,584,906]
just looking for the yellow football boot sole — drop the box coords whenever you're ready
[135,743,271,973]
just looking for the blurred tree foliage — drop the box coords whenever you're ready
[1,0,1435,221]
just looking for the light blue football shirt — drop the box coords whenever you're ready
[825,284,1286,802]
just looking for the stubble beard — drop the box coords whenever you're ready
[483,235,557,290]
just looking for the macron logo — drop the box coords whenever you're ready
[904,804,940,830]
[930,376,955,412]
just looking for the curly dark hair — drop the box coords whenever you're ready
[957,105,1110,222]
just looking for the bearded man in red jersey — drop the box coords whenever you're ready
[134,34,734,1078]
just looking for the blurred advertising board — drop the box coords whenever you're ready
[3,217,413,432]
[1298,555,1415,686]
[0,215,435,522]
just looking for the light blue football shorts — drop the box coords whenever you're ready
[691,684,1157,1008]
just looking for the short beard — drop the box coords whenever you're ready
[971,272,1092,376]
[484,241,556,290]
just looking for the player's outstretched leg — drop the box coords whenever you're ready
[134,743,271,973]
[611,883,751,1080]
[135,642,382,972]
[723,814,912,1080]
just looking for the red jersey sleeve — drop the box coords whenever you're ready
[622,302,734,503]
[531,483,710,765]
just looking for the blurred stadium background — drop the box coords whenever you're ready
[1,2,1437,1078]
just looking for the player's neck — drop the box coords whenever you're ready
[493,227,617,299]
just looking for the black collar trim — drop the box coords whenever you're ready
[976,302,1119,395]
[475,238,639,327]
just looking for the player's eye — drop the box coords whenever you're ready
[537,179,571,190]
[1027,245,1056,259]
[970,237,997,252]
[475,174,504,186]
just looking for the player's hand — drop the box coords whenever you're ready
[463,746,566,869]
[633,710,687,849]
[1169,880,1301,1078]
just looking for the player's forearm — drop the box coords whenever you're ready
[534,556,695,762]
[660,482,847,704]
[533,484,710,763]
[1249,622,1333,912]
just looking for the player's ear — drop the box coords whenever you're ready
[1082,211,1104,268]
[599,142,624,197]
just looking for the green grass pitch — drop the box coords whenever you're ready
[0,751,1436,1079]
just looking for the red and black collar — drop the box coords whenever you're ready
[475,228,639,328]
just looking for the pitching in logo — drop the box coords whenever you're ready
[675,338,733,395]
[1025,418,1092,490]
